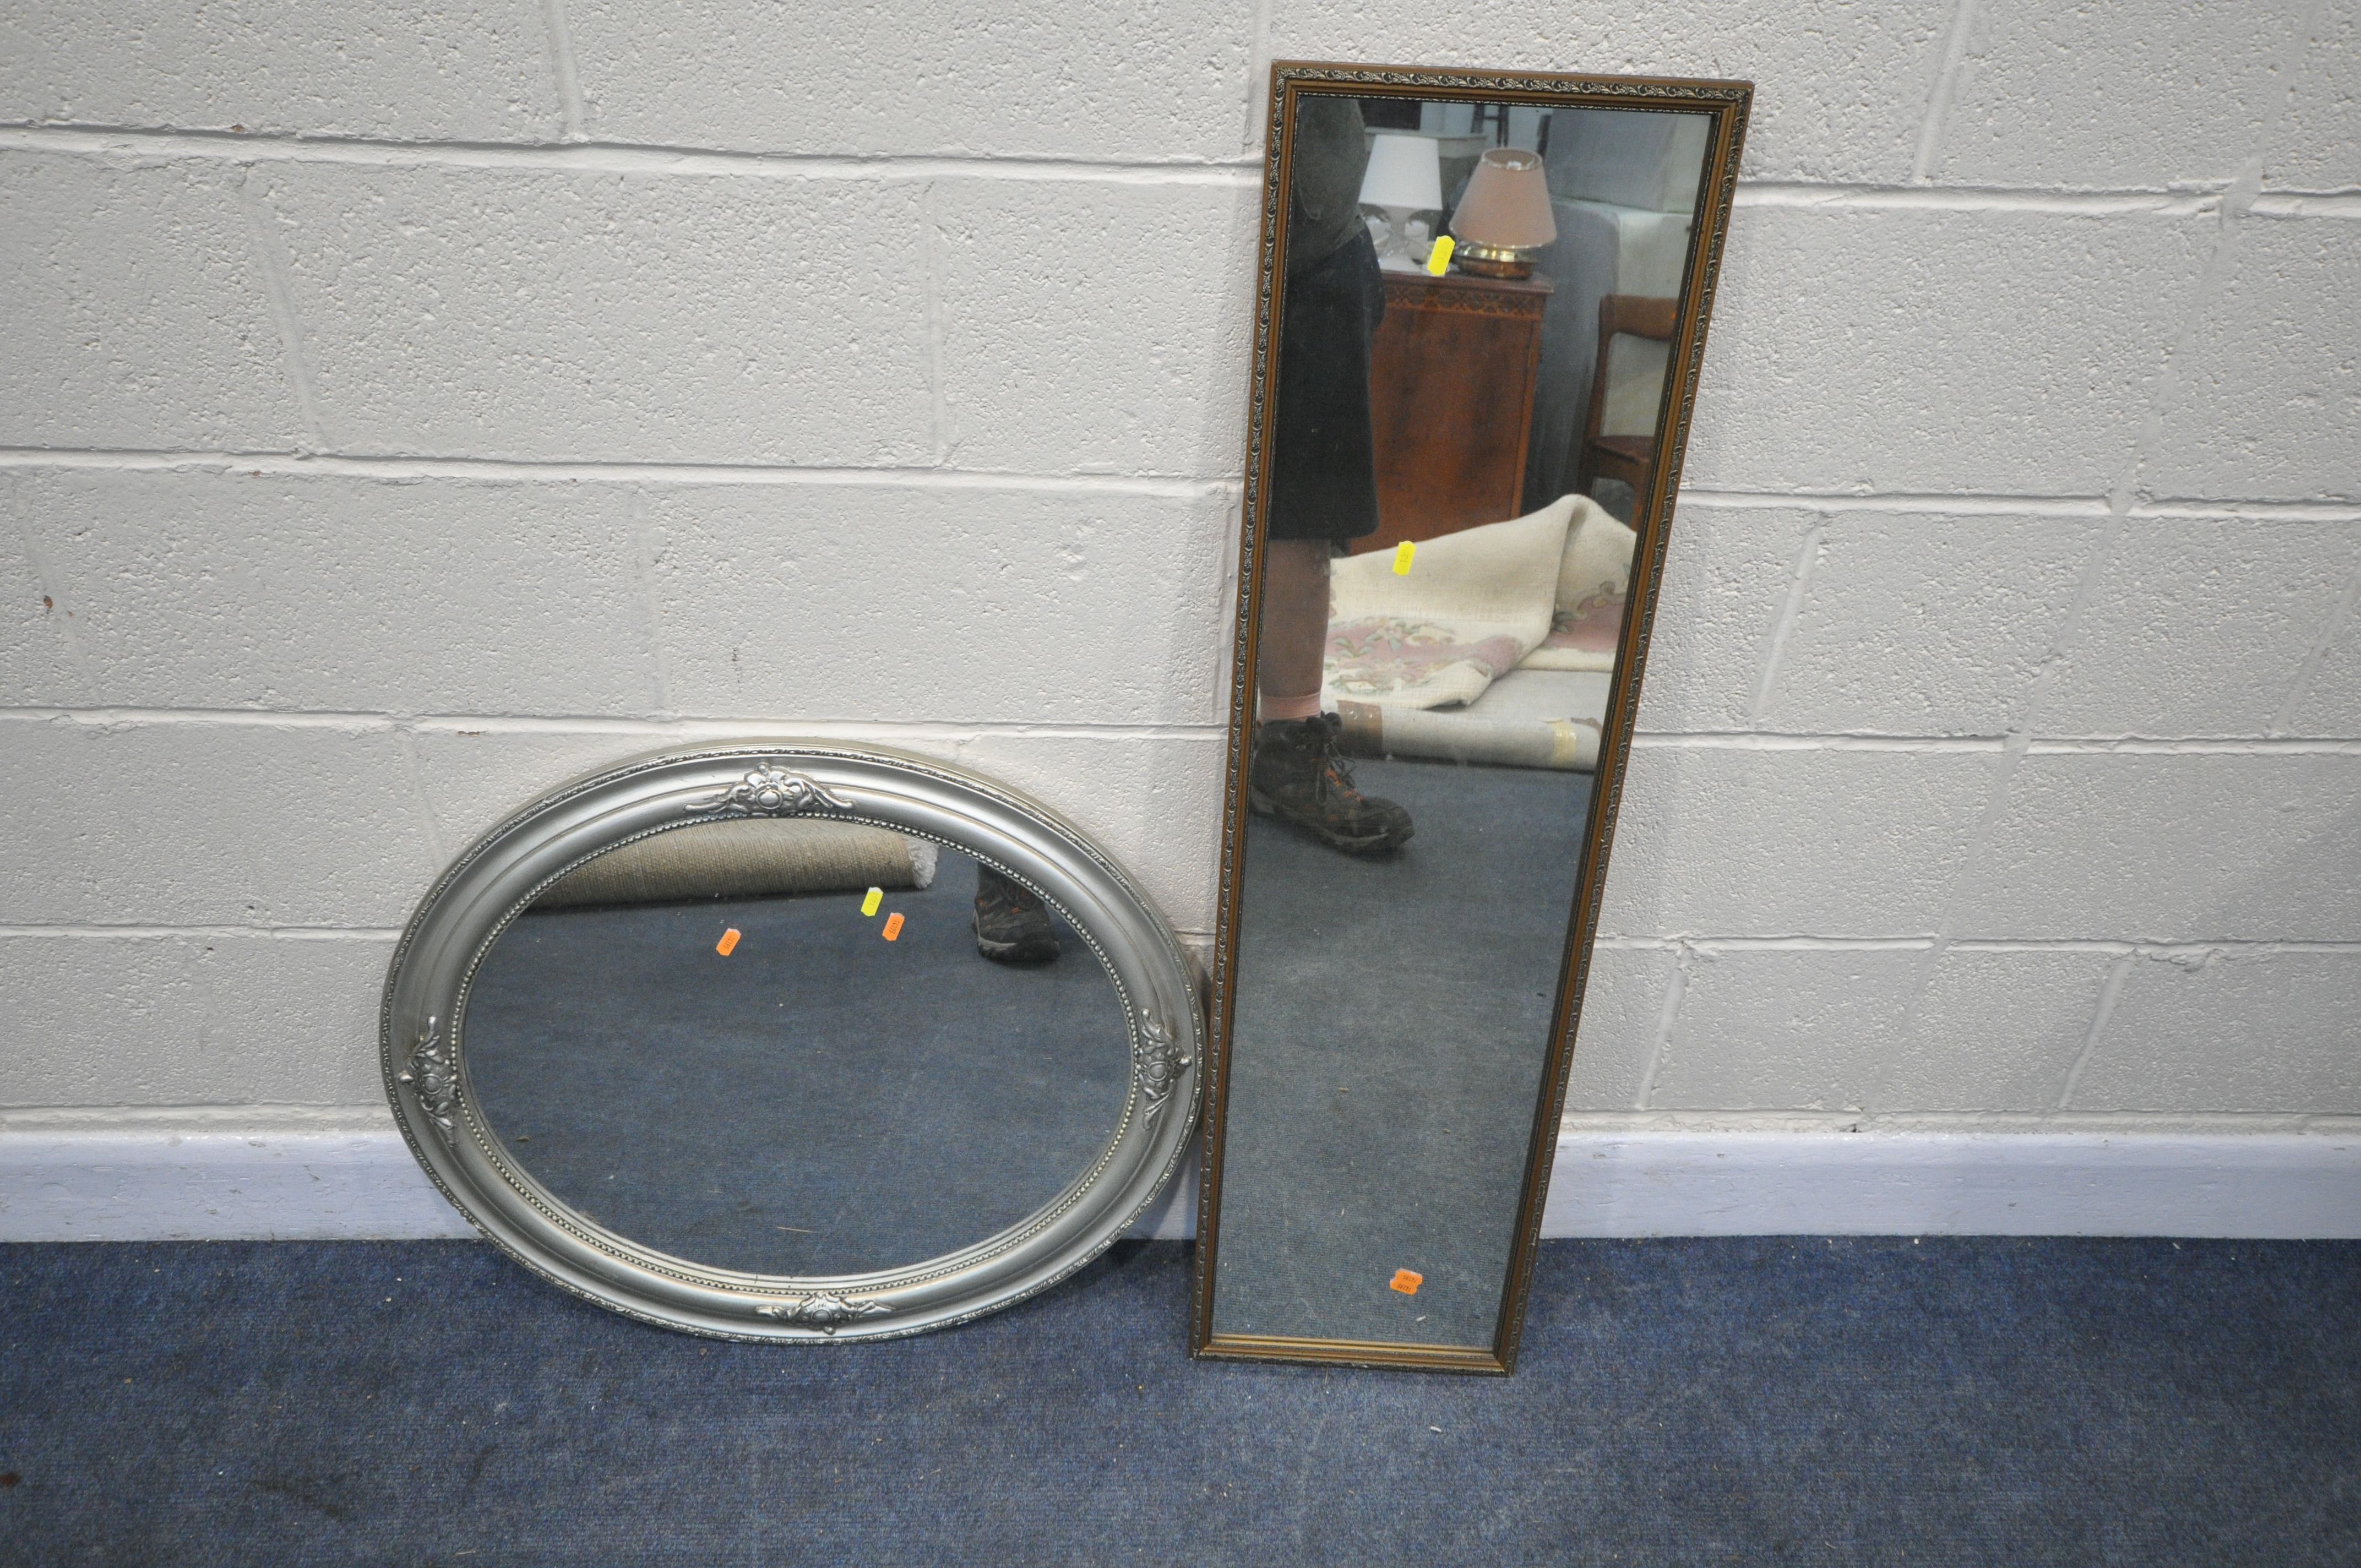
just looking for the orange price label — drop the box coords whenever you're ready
[1389,1269,1423,1295]
[715,928,742,957]
[882,912,905,942]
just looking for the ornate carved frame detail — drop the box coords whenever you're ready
[1131,1009,1193,1126]
[396,1017,459,1145]
[689,765,856,819]
[756,1293,896,1335]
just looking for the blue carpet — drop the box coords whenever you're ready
[2,1238,2355,1565]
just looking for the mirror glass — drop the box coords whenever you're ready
[463,818,1130,1277]
[1211,91,1715,1348]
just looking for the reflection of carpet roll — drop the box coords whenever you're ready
[534,820,937,910]
[1336,699,1600,771]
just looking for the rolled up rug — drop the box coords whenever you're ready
[532,819,936,910]
[1336,698,1601,772]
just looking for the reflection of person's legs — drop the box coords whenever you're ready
[974,864,1060,964]
[1256,540,1333,722]
[1253,183,1411,856]
[1249,540,1415,856]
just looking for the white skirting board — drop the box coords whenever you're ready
[0,1125,479,1243]
[1539,1126,2361,1239]
[2,1120,2357,1242]
[0,1120,1204,1244]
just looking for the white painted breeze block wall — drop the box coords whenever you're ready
[2,2,2357,1240]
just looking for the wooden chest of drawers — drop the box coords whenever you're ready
[1352,266,1553,554]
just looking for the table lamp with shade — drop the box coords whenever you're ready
[1449,147,1558,278]
[1357,133,1444,269]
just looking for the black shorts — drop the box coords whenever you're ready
[1266,229,1386,542]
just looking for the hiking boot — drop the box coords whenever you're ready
[974,864,1060,963]
[1249,714,1415,856]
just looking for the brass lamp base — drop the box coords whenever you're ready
[1450,239,1542,279]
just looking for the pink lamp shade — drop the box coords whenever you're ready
[1450,148,1558,251]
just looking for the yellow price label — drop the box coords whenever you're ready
[1426,235,1455,276]
[861,887,883,917]
[1392,540,1416,575]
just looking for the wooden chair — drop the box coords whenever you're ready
[1573,293,1679,521]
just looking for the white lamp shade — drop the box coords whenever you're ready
[1358,133,1444,212]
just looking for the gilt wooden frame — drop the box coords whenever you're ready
[1192,61,1752,1373]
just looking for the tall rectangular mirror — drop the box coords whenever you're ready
[1194,63,1751,1372]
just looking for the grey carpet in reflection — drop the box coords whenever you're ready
[1215,756,1592,1347]
[464,848,1130,1277]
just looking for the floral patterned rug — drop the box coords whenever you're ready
[1320,495,1635,769]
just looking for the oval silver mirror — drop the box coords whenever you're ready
[381,742,1200,1341]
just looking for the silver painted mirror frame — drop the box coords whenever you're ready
[381,741,1202,1342]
